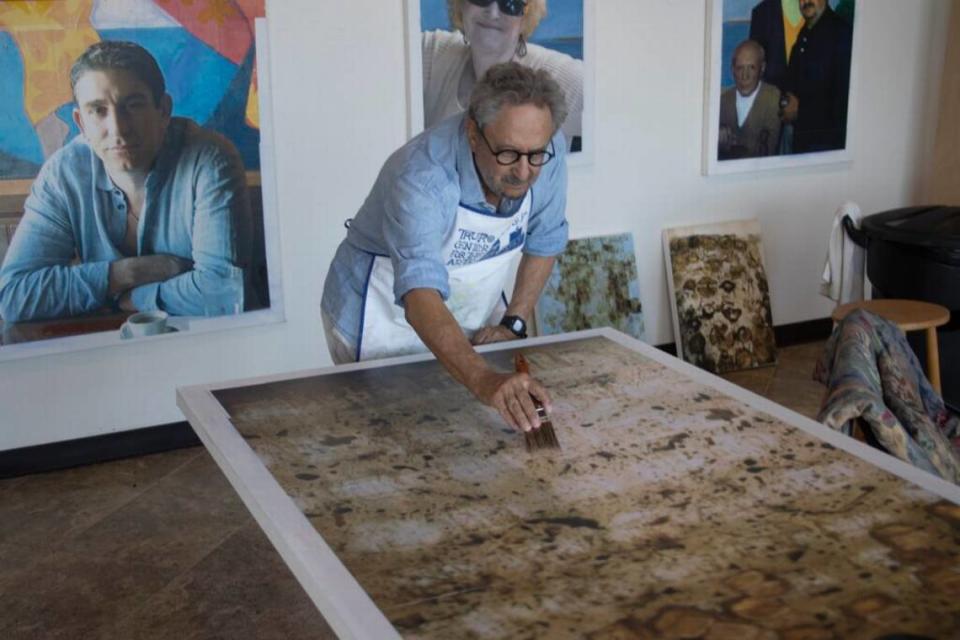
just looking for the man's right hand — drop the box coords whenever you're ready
[469,368,553,433]
[403,288,557,434]
[108,254,193,297]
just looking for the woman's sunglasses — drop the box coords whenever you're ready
[465,0,527,18]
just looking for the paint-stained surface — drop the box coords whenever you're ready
[535,233,645,340]
[666,221,777,373]
[213,337,959,639]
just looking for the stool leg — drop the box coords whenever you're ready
[925,327,942,396]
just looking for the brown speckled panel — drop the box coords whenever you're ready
[212,336,960,639]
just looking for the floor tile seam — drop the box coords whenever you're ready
[39,448,207,559]
[103,520,249,635]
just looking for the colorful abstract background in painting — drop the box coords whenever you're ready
[0,0,265,180]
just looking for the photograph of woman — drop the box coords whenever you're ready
[421,0,584,152]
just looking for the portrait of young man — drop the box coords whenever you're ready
[0,1,271,350]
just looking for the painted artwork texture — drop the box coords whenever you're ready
[717,0,855,160]
[419,0,584,152]
[212,336,960,639]
[535,233,644,340]
[0,0,265,179]
[666,221,776,373]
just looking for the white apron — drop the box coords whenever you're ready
[358,193,531,361]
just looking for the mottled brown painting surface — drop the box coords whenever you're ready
[213,337,959,639]
[667,226,776,373]
[535,233,644,340]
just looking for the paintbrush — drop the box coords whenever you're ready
[513,352,561,451]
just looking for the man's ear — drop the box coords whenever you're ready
[160,93,173,120]
[466,117,480,153]
[72,108,85,137]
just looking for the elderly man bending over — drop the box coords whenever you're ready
[321,62,570,433]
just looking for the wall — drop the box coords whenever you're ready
[0,0,950,451]
[925,0,960,201]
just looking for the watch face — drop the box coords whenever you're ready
[502,315,526,336]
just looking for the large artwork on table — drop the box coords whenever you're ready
[535,233,644,341]
[663,220,777,374]
[703,0,857,175]
[0,1,282,361]
[408,0,591,161]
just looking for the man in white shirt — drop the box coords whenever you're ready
[718,39,783,160]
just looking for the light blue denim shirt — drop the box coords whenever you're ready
[321,112,569,347]
[0,118,250,323]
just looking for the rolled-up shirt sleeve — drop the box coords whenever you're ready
[523,130,569,257]
[382,171,457,306]
[0,167,110,323]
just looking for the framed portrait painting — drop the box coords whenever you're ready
[405,0,593,164]
[0,2,283,361]
[702,0,858,175]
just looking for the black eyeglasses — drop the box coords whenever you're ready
[465,0,527,18]
[474,119,555,167]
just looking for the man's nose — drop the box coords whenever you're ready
[512,157,532,181]
[105,108,131,137]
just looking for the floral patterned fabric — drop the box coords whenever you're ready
[814,309,960,484]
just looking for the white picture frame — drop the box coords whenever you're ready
[0,16,284,362]
[405,0,595,167]
[702,0,859,175]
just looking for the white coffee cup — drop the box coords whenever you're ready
[122,310,169,338]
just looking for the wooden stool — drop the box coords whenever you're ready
[831,299,951,395]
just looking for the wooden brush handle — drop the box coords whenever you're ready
[514,352,530,374]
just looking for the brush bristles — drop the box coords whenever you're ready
[525,403,561,451]
[514,352,560,451]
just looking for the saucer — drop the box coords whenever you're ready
[120,325,179,340]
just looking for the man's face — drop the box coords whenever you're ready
[799,0,827,23]
[72,69,171,178]
[461,0,525,59]
[468,103,554,204]
[733,46,764,96]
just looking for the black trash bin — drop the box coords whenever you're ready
[854,205,960,411]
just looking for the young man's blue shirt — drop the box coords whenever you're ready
[0,118,251,323]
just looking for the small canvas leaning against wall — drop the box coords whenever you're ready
[535,233,645,341]
[663,220,776,374]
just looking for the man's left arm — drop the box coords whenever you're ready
[473,253,555,344]
[127,139,250,316]
[830,22,854,144]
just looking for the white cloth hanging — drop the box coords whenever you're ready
[820,201,866,304]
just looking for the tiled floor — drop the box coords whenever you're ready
[0,341,828,640]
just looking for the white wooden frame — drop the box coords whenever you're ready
[702,0,860,175]
[0,18,285,362]
[404,0,596,167]
[177,327,960,639]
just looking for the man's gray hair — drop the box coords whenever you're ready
[469,62,568,132]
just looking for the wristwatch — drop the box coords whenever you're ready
[499,315,528,339]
